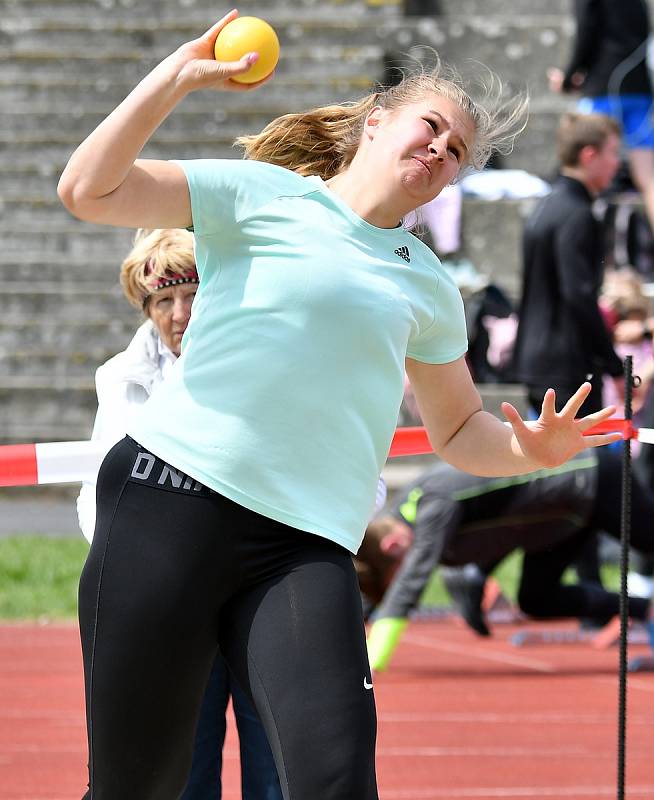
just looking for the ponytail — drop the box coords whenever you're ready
[235,96,377,180]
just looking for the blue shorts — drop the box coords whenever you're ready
[578,95,654,149]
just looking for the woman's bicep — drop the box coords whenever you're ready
[61,159,192,230]
[405,356,482,453]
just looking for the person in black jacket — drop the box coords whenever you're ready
[549,0,654,233]
[512,112,625,588]
[513,111,624,416]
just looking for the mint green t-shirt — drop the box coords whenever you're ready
[128,159,467,553]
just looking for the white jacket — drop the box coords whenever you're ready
[77,321,177,542]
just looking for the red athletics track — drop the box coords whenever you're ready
[1,618,654,799]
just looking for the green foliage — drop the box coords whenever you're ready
[0,536,87,620]
[0,538,625,620]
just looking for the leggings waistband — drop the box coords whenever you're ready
[124,436,213,497]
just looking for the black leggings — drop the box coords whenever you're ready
[79,437,378,800]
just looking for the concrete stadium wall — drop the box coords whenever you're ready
[0,0,637,444]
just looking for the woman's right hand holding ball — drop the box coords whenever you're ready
[173,10,275,93]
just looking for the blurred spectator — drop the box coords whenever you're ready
[77,228,282,800]
[548,0,654,235]
[512,112,624,416]
[404,183,463,259]
[512,112,625,589]
[601,267,654,597]
[599,194,654,278]
[601,267,654,413]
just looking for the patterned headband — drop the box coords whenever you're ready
[143,259,199,305]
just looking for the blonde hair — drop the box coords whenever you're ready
[120,228,196,311]
[235,60,528,178]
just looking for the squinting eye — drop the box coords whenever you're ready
[425,119,438,133]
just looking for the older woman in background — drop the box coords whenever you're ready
[77,227,282,800]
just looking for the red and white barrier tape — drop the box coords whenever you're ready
[386,420,654,459]
[0,420,649,488]
[0,441,110,487]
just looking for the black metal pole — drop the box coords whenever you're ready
[617,355,633,800]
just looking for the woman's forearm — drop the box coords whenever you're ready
[408,360,617,478]
[436,409,539,477]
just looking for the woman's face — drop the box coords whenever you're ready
[367,93,475,206]
[147,283,197,356]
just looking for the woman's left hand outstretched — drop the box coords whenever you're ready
[501,382,622,469]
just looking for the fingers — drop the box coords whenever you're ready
[539,387,557,420]
[224,66,276,93]
[236,69,275,90]
[581,433,623,448]
[194,53,266,93]
[558,382,591,418]
[201,9,239,43]
[574,404,618,432]
[501,401,528,433]
[220,51,259,76]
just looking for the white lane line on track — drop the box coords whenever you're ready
[593,674,654,693]
[401,631,555,672]
[0,664,81,673]
[378,745,589,757]
[625,676,654,692]
[0,710,84,720]
[382,786,654,798]
[378,711,652,724]
[0,745,86,754]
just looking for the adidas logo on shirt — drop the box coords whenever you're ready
[394,245,410,263]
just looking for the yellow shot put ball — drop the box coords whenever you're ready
[214,16,280,84]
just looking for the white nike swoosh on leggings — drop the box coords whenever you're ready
[364,677,373,690]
